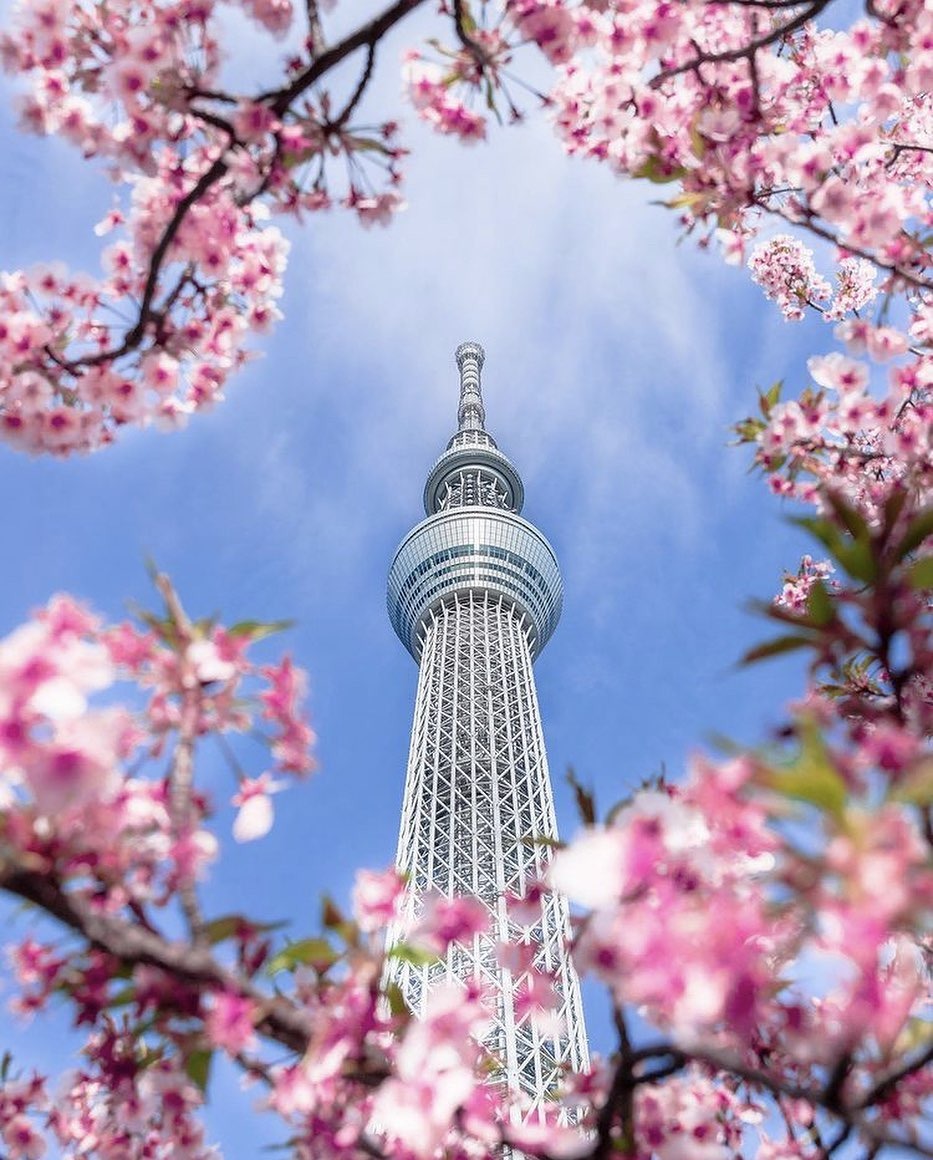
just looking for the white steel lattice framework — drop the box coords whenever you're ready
[387,343,588,1118]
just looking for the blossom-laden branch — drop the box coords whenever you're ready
[0,484,930,1157]
[0,0,426,455]
[2,0,931,457]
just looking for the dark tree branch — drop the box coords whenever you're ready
[331,43,377,130]
[266,0,427,115]
[651,0,831,86]
[1,866,311,1054]
[857,1041,933,1110]
[65,155,230,372]
[768,205,933,294]
[57,0,430,376]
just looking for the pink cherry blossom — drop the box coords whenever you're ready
[232,773,285,842]
[205,990,258,1054]
[352,867,406,933]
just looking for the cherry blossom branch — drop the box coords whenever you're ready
[264,0,428,114]
[61,156,230,372]
[682,1046,933,1154]
[857,1042,933,1110]
[0,864,311,1053]
[49,0,429,380]
[768,205,933,293]
[651,0,831,85]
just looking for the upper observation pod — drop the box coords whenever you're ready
[422,342,525,517]
[388,344,562,661]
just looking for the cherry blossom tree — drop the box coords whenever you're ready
[0,0,929,1157]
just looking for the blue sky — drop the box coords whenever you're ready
[0,3,837,1150]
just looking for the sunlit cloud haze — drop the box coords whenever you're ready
[0,3,825,1148]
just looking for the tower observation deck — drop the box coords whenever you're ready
[387,343,588,1117]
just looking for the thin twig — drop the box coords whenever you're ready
[264,0,427,115]
[305,0,326,57]
[155,574,206,944]
[651,0,830,86]
[66,156,230,371]
[331,43,377,130]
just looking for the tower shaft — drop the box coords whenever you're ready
[387,345,587,1117]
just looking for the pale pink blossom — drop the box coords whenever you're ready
[352,867,406,932]
[232,773,284,842]
[205,990,258,1054]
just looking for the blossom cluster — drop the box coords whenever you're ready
[536,0,932,284]
[775,554,834,613]
[1,555,930,1158]
[736,339,931,526]
[2,0,931,460]
[0,0,407,454]
[549,736,931,1150]
[403,56,488,142]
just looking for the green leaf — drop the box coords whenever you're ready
[834,539,876,584]
[895,506,933,561]
[791,516,875,583]
[315,896,357,946]
[383,982,412,1018]
[769,721,847,819]
[731,417,765,444]
[758,381,782,418]
[889,757,933,807]
[908,555,933,591]
[806,579,834,627]
[632,156,688,184]
[267,937,339,975]
[665,191,708,210]
[201,914,287,945]
[227,619,294,641]
[387,942,438,968]
[185,1049,214,1093]
[344,135,390,155]
[791,515,844,556]
[457,1,477,33]
[106,985,138,1009]
[130,604,181,648]
[740,633,815,666]
[202,915,243,945]
[883,487,909,530]
[824,490,870,543]
[749,598,828,632]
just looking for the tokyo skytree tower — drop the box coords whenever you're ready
[387,342,588,1114]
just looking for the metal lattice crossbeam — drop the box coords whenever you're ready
[387,344,588,1120]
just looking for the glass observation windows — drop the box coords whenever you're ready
[387,509,562,660]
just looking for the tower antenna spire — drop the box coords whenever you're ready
[455,341,486,431]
